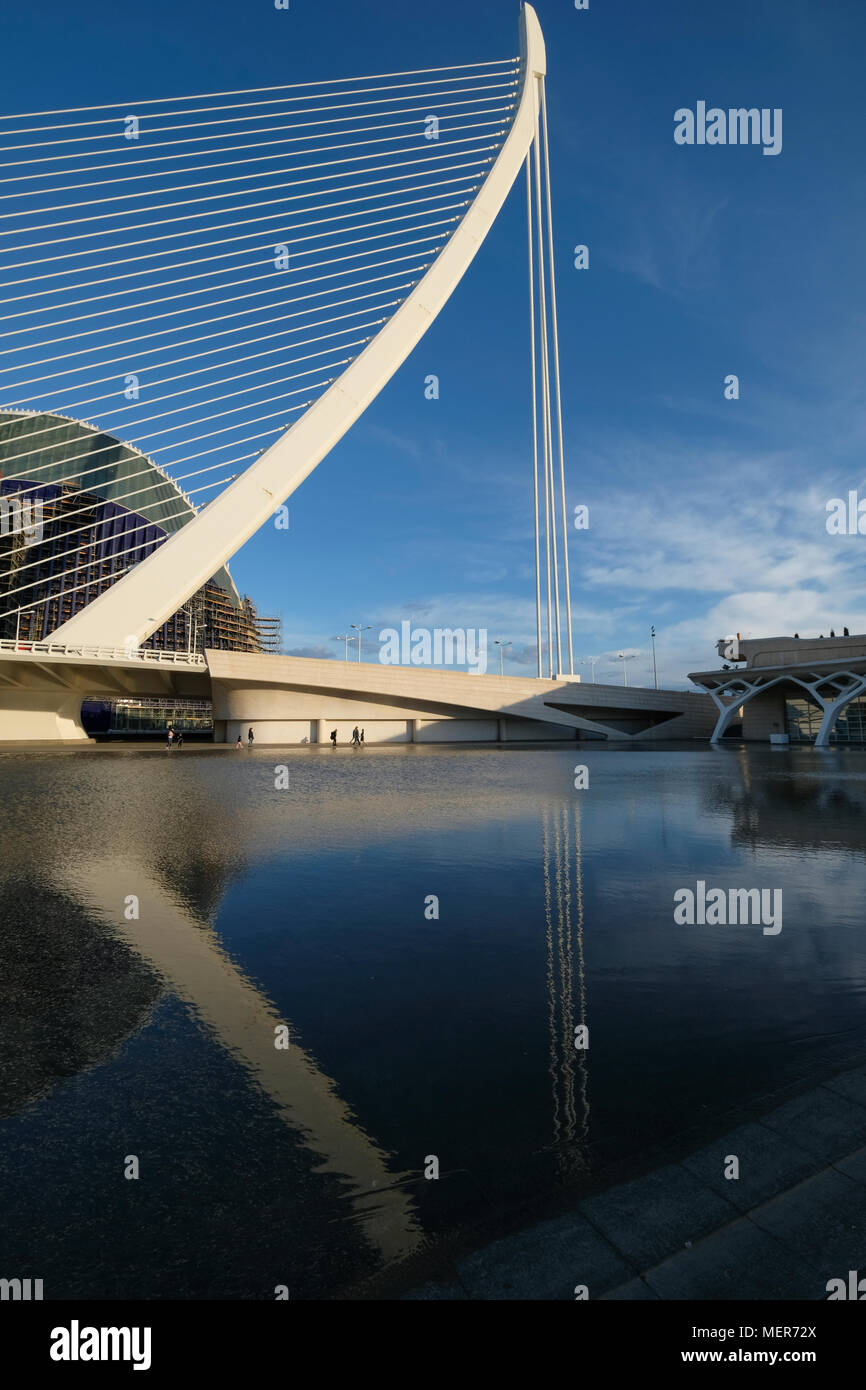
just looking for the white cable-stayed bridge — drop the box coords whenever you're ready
[0,5,716,743]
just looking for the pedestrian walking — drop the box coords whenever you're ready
[248,727,254,747]
[167,726,174,749]
[330,729,337,747]
[177,730,184,749]
[351,725,360,746]
[360,728,365,745]
[236,734,243,749]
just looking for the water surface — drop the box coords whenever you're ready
[1,742,865,1297]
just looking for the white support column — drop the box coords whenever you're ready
[526,154,543,680]
[812,675,866,747]
[709,695,744,744]
[706,668,866,746]
[707,674,767,743]
[532,86,561,677]
[540,77,574,677]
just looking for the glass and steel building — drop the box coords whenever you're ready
[0,410,280,654]
[81,697,215,736]
[786,696,866,744]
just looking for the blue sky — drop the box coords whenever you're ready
[2,0,864,686]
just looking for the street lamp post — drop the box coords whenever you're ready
[494,639,512,675]
[579,656,598,683]
[616,651,637,687]
[350,623,372,663]
[650,626,659,690]
[333,633,352,661]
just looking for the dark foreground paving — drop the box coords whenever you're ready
[404,1064,866,1300]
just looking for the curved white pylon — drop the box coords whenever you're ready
[52,6,546,648]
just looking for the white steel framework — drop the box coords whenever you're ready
[702,665,866,747]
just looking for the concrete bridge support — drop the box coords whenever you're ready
[0,688,89,742]
[0,648,718,745]
[0,647,209,743]
[207,652,716,745]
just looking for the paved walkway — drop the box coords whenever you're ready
[404,1062,866,1299]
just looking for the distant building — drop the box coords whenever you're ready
[690,632,866,745]
[0,410,280,655]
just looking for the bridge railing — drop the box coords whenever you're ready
[0,639,207,667]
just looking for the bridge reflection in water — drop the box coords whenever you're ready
[543,803,591,1184]
[4,743,866,1298]
[58,855,423,1265]
[0,749,603,1292]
